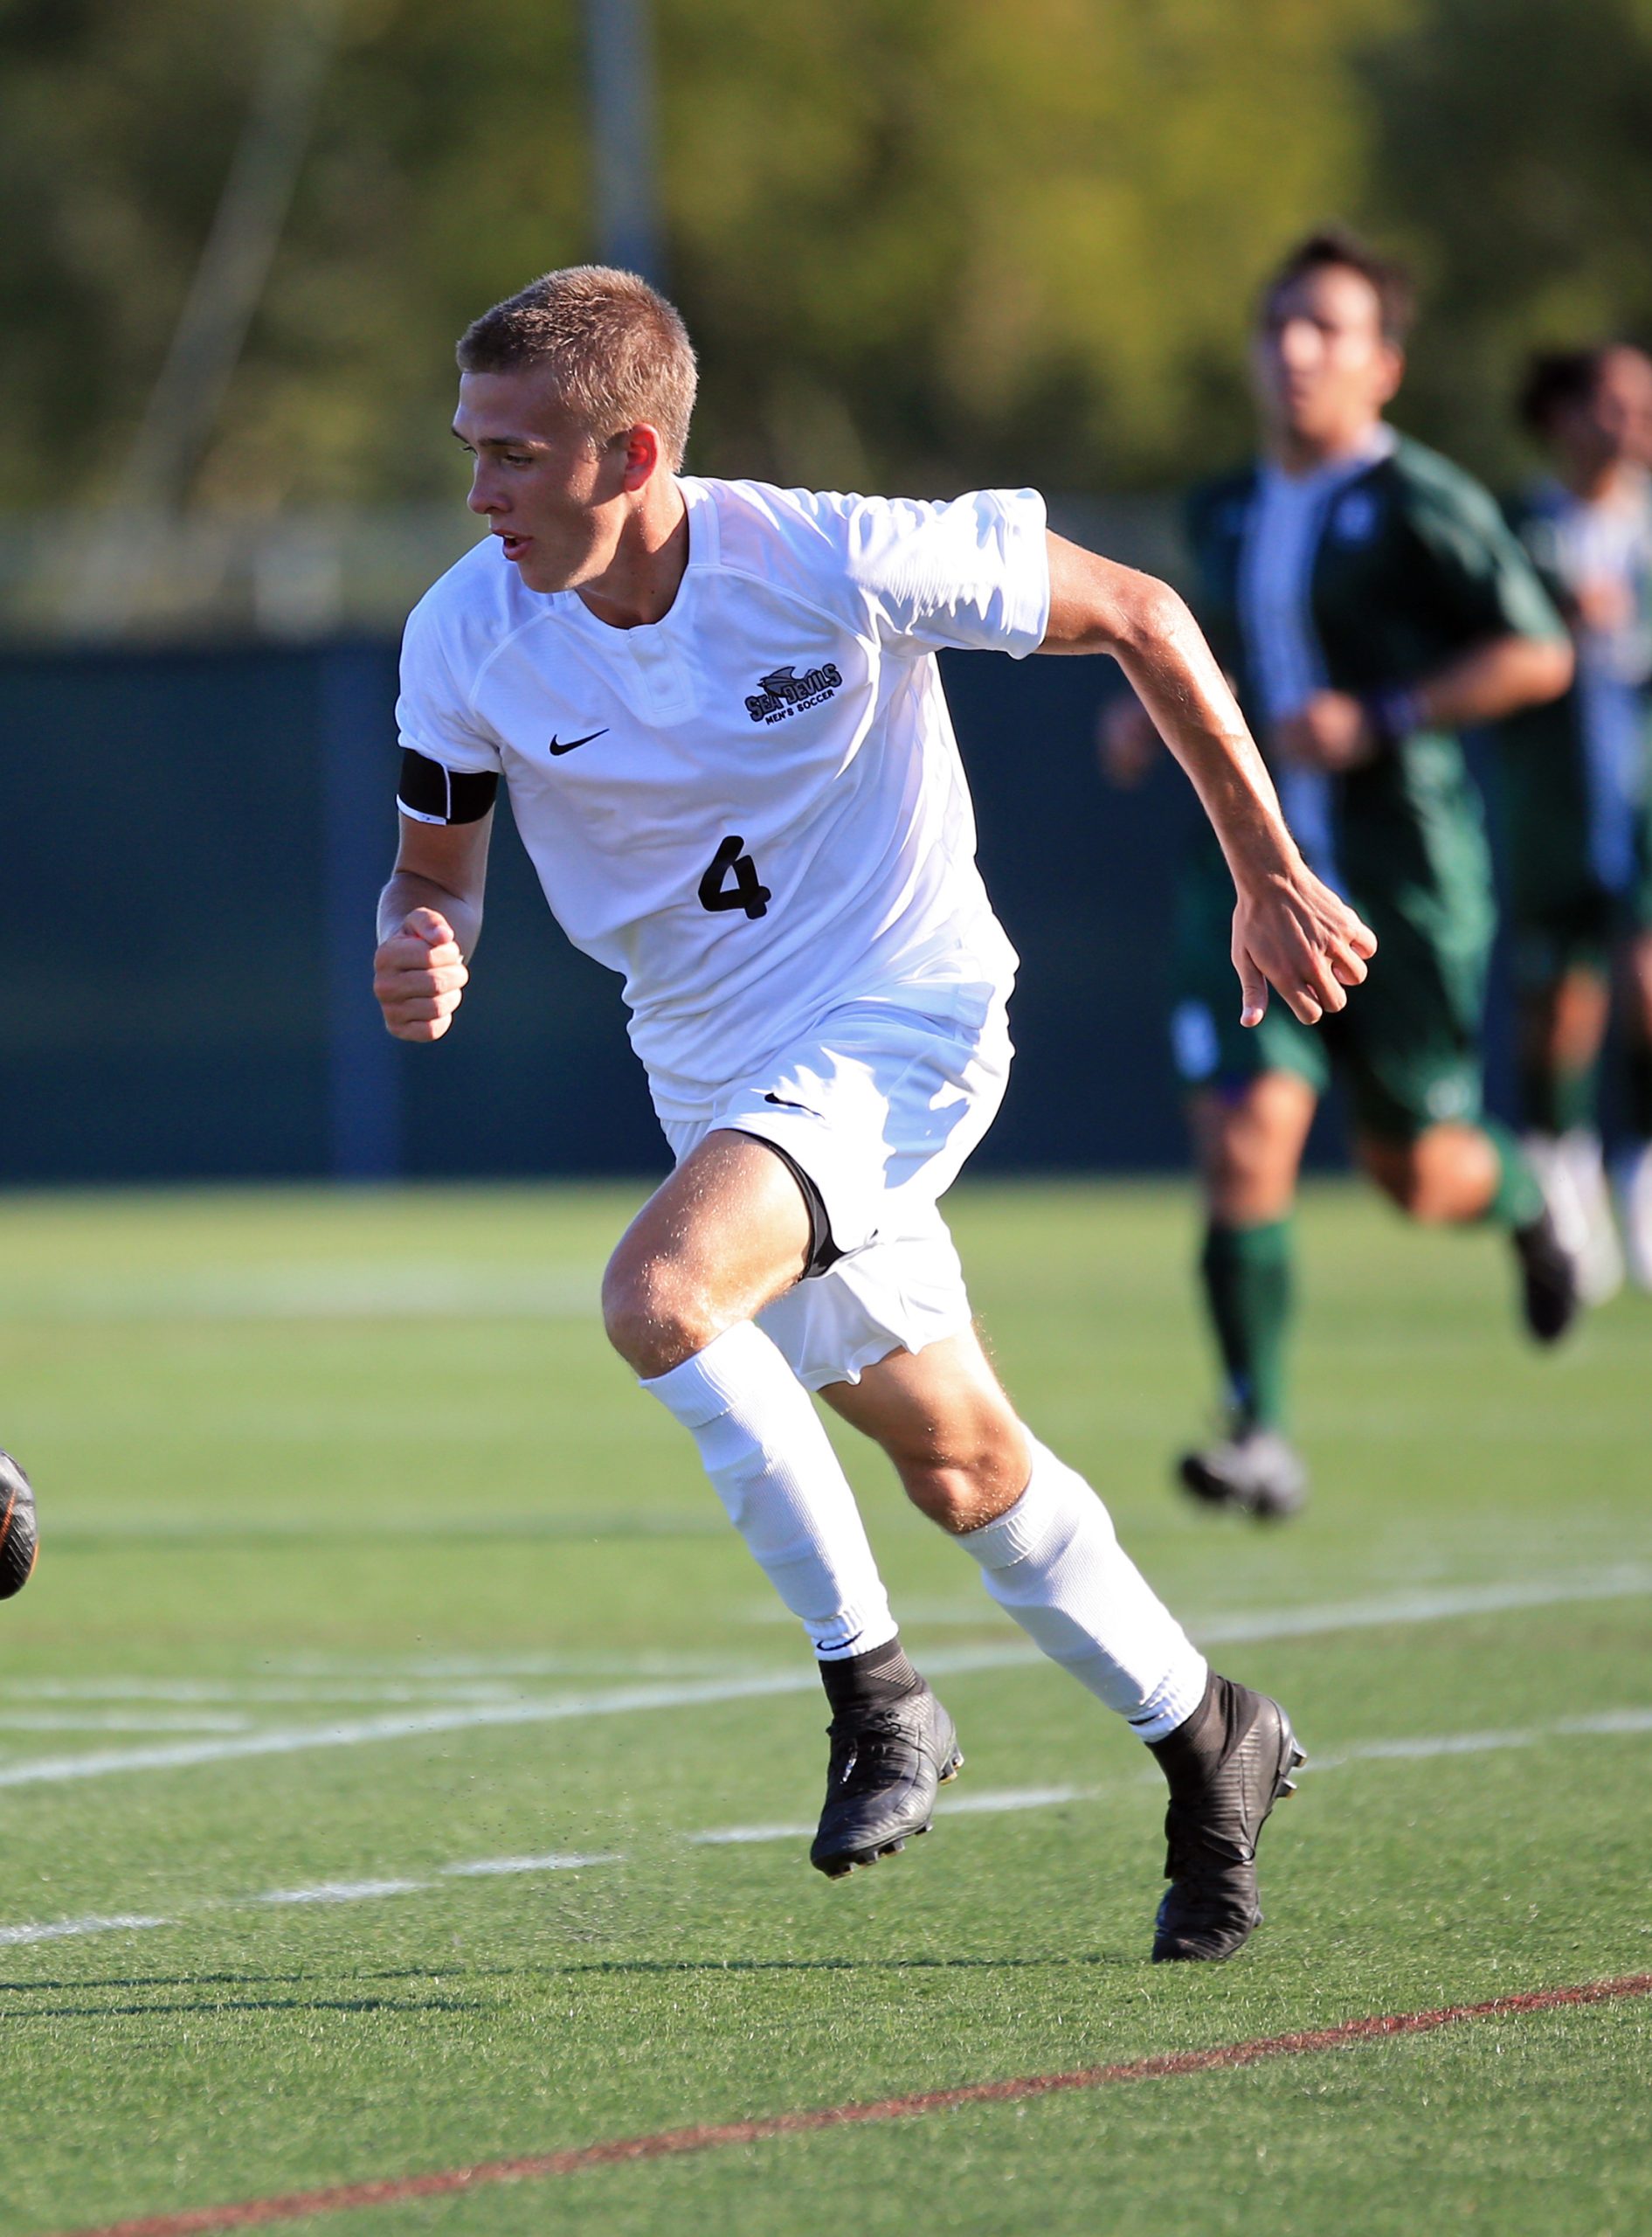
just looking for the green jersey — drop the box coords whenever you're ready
[1170,429,1566,1138]
[1185,429,1565,934]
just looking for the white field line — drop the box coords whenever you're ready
[0,1914,172,1947]
[2,1709,1649,1950]
[7,1679,534,1706]
[0,1851,615,1946]
[0,1671,825,1793]
[750,1565,1652,1638]
[688,1712,1652,1846]
[21,1264,600,1321]
[0,1713,257,1734]
[254,1878,427,1907]
[687,1784,1091,1848]
[3,1566,1648,1797]
[1192,1567,1652,1645]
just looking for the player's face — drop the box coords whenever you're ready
[1560,347,1652,476]
[1253,266,1402,462]
[453,370,633,593]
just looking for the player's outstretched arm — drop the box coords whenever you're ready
[1040,531,1376,1028]
[373,812,493,1042]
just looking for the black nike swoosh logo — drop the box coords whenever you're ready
[548,729,608,757]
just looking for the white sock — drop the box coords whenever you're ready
[1616,1140,1652,1290]
[957,1437,1207,1741]
[642,1321,897,1660]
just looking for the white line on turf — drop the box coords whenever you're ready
[688,1786,1090,1846]
[1192,1569,1652,1644]
[3,1567,1646,1795]
[6,1679,531,1706]
[252,1879,429,1907]
[0,1713,257,1734]
[746,1565,1652,1640]
[1306,1705,1652,1767]
[3,1712,1649,1952]
[0,1914,173,1946]
[684,1716,1652,1847]
[688,1822,812,1847]
[440,1853,620,1877]
[0,1671,825,1792]
[21,1264,600,1320]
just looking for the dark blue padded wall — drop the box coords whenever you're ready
[2,637,1277,1181]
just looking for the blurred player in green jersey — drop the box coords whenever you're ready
[1495,343,1652,1296]
[1104,229,1575,1520]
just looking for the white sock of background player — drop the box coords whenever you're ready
[957,1436,1209,1741]
[642,1320,896,1661]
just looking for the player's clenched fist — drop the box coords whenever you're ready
[373,908,469,1041]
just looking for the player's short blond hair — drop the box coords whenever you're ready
[456,266,697,468]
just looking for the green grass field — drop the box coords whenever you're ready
[1,1180,1648,2237]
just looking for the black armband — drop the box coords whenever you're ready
[397,748,500,826]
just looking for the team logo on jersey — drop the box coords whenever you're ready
[1331,490,1379,545]
[743,661,843,724]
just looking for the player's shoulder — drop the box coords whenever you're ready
[401,535,536,689]
[690,474,979,578]
[688,475,1041,631]
[687,479,880,629]
[1379,434,1505,533]
[688,475,867,576]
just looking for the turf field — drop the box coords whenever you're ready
[1,1180,1648,2237]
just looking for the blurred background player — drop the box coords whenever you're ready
[1102,228,1575,1520]
[1496,343,1652,1296]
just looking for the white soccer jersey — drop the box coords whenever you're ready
[395,477,1050,1109]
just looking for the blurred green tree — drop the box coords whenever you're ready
[1355,0,1652,485]
[1,0,1646,516]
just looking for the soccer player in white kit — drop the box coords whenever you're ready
[373,267,1376,1962]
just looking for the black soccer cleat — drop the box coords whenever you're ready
[1151,1677,1303,1963]
[0,1450,38,1601]
[810,1679,963,1878]
[1178,1427,1307,1520]
[1513,1205,1583,1346]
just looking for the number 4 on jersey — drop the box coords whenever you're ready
[698,835,771,920]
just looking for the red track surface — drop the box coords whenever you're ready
[51,1972,1652,2237]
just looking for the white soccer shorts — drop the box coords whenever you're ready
[658,991,1013,1391]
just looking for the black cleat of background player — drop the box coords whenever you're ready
[0,1450,38,1599]
[1178,1427,1307,1520]
[1513,1205,1583,1344]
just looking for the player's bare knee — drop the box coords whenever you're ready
[890,1422,1031,1535]
[1367,1153,1449,1224]
[600,1251,717,1377]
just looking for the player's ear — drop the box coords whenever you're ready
[619,422,664,491]
[1374,343,1405,408]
